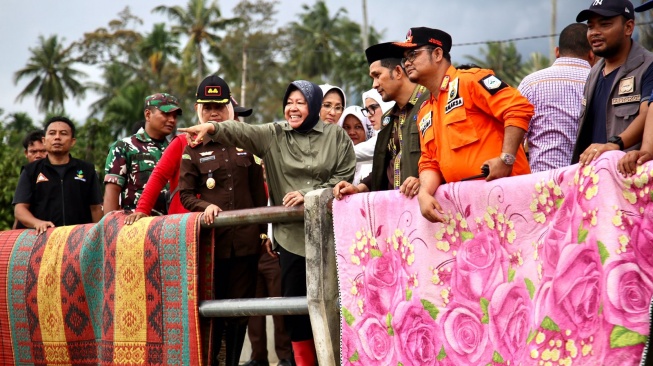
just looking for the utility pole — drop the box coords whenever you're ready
[551,0,557,60]
[362,0,369,50]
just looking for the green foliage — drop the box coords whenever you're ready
[14,35,87,114]
[0,129,25,230]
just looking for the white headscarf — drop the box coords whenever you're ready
[362,88,395,115]
[319,84,347,107]
[337,106,374,141]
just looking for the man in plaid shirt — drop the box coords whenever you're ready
[518,23,595,172]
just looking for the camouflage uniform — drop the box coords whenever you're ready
[104,93,181,213]
[104,128,169,213]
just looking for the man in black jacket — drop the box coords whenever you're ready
[13,116,103,234]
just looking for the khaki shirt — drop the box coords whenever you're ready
[208,120,356,256]
[178,140,267,258]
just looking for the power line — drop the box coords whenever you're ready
[453,20,653,48]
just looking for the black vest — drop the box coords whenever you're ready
[20,157,97,227]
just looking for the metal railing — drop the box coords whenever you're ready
[197,189,340,366]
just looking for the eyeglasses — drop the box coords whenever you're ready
[361,103,381,117]
[401,47,434,67]
[322,103,344,114]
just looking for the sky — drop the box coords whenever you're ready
[0,0,592,123]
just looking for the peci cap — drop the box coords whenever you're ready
[196,75,231,104]
[230,96,253,117]
[144,93,182,115]
[365,42,405,65]
[392,27,452,53]
[635,0,653,12]
[576,0,634,22]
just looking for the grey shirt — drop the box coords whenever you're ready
[207,119,356,256]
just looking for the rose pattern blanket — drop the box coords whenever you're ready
[333,151,651,366]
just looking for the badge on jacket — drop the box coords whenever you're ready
[618,76,635,95]
[479,75,508,96]
[419,113,432,137]
[36,173,49,183]
[445,78,463,114]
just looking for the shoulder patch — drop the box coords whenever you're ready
[479,75,508,96]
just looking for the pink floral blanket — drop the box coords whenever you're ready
[333,151,652,366]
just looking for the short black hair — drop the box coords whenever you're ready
[22,130,44,150]
[559,23,591,58]
[44,116,76,138]
[379,57,402,70]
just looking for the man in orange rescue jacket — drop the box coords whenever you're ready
[391,27,534,223]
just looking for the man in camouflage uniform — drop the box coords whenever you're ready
[103,93,182,215]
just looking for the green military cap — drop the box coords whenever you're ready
[144,93,182,115]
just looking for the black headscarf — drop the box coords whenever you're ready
[282,80,323,133]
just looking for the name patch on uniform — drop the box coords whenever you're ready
[36,173,49,183]
[612,95,641,105]
[479,75,508,96]
[445,98,463,114]
[618,76,635,95]
[236,152,248,156]
[199,155,216,163]
[419,113,432,137]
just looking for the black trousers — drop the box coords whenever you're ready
[278,245,313,341]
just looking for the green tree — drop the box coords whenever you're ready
[14,35,87,113]
[154,0,239,83]
[214,0,290,123]
[139,23,180,81]
[0,128,24,230]
[285,1,349,81]
[4,112,36,148]
[103,81,150,138]
[465,42,523,86]
[518,52,551,82]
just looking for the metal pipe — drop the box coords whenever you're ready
[199,296,309,317]
[200,205,304,228]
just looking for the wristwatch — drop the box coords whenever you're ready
[260,233,269,240]
[500,152,516,166]
[607,135,625,150]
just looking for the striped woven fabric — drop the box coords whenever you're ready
[0,212,205,365]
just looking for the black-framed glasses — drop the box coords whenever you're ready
[362,103,381,117]
[401,47,435,67]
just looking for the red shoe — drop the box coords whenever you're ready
[291,340,316,366]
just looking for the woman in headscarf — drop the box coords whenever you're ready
[338,106,374,185]
[318,83,346,124]
[353,88,398,163]
[179,80,356,366]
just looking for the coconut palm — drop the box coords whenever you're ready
[465,42,523,86]
[153,0,239,83]
[14,35,87,113]
[139,23,180,79]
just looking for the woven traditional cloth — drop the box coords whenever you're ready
[334,151,651,365]
[0,212,205,365]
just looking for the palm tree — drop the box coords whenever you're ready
[153,0,239,83]
[465,42,523,86]
[88,62,134,118]
[14,35,87,113]
[139,23,180,79]
[286,1,350,80]
[103,81,150,138]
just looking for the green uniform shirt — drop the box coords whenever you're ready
[104,128,169,212]
[208,120,356,256]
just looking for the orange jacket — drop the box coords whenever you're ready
[418,65,533,182]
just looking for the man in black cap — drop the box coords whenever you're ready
[333,42,430,200]
[394,27,534,223]
[572,0,653,168]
